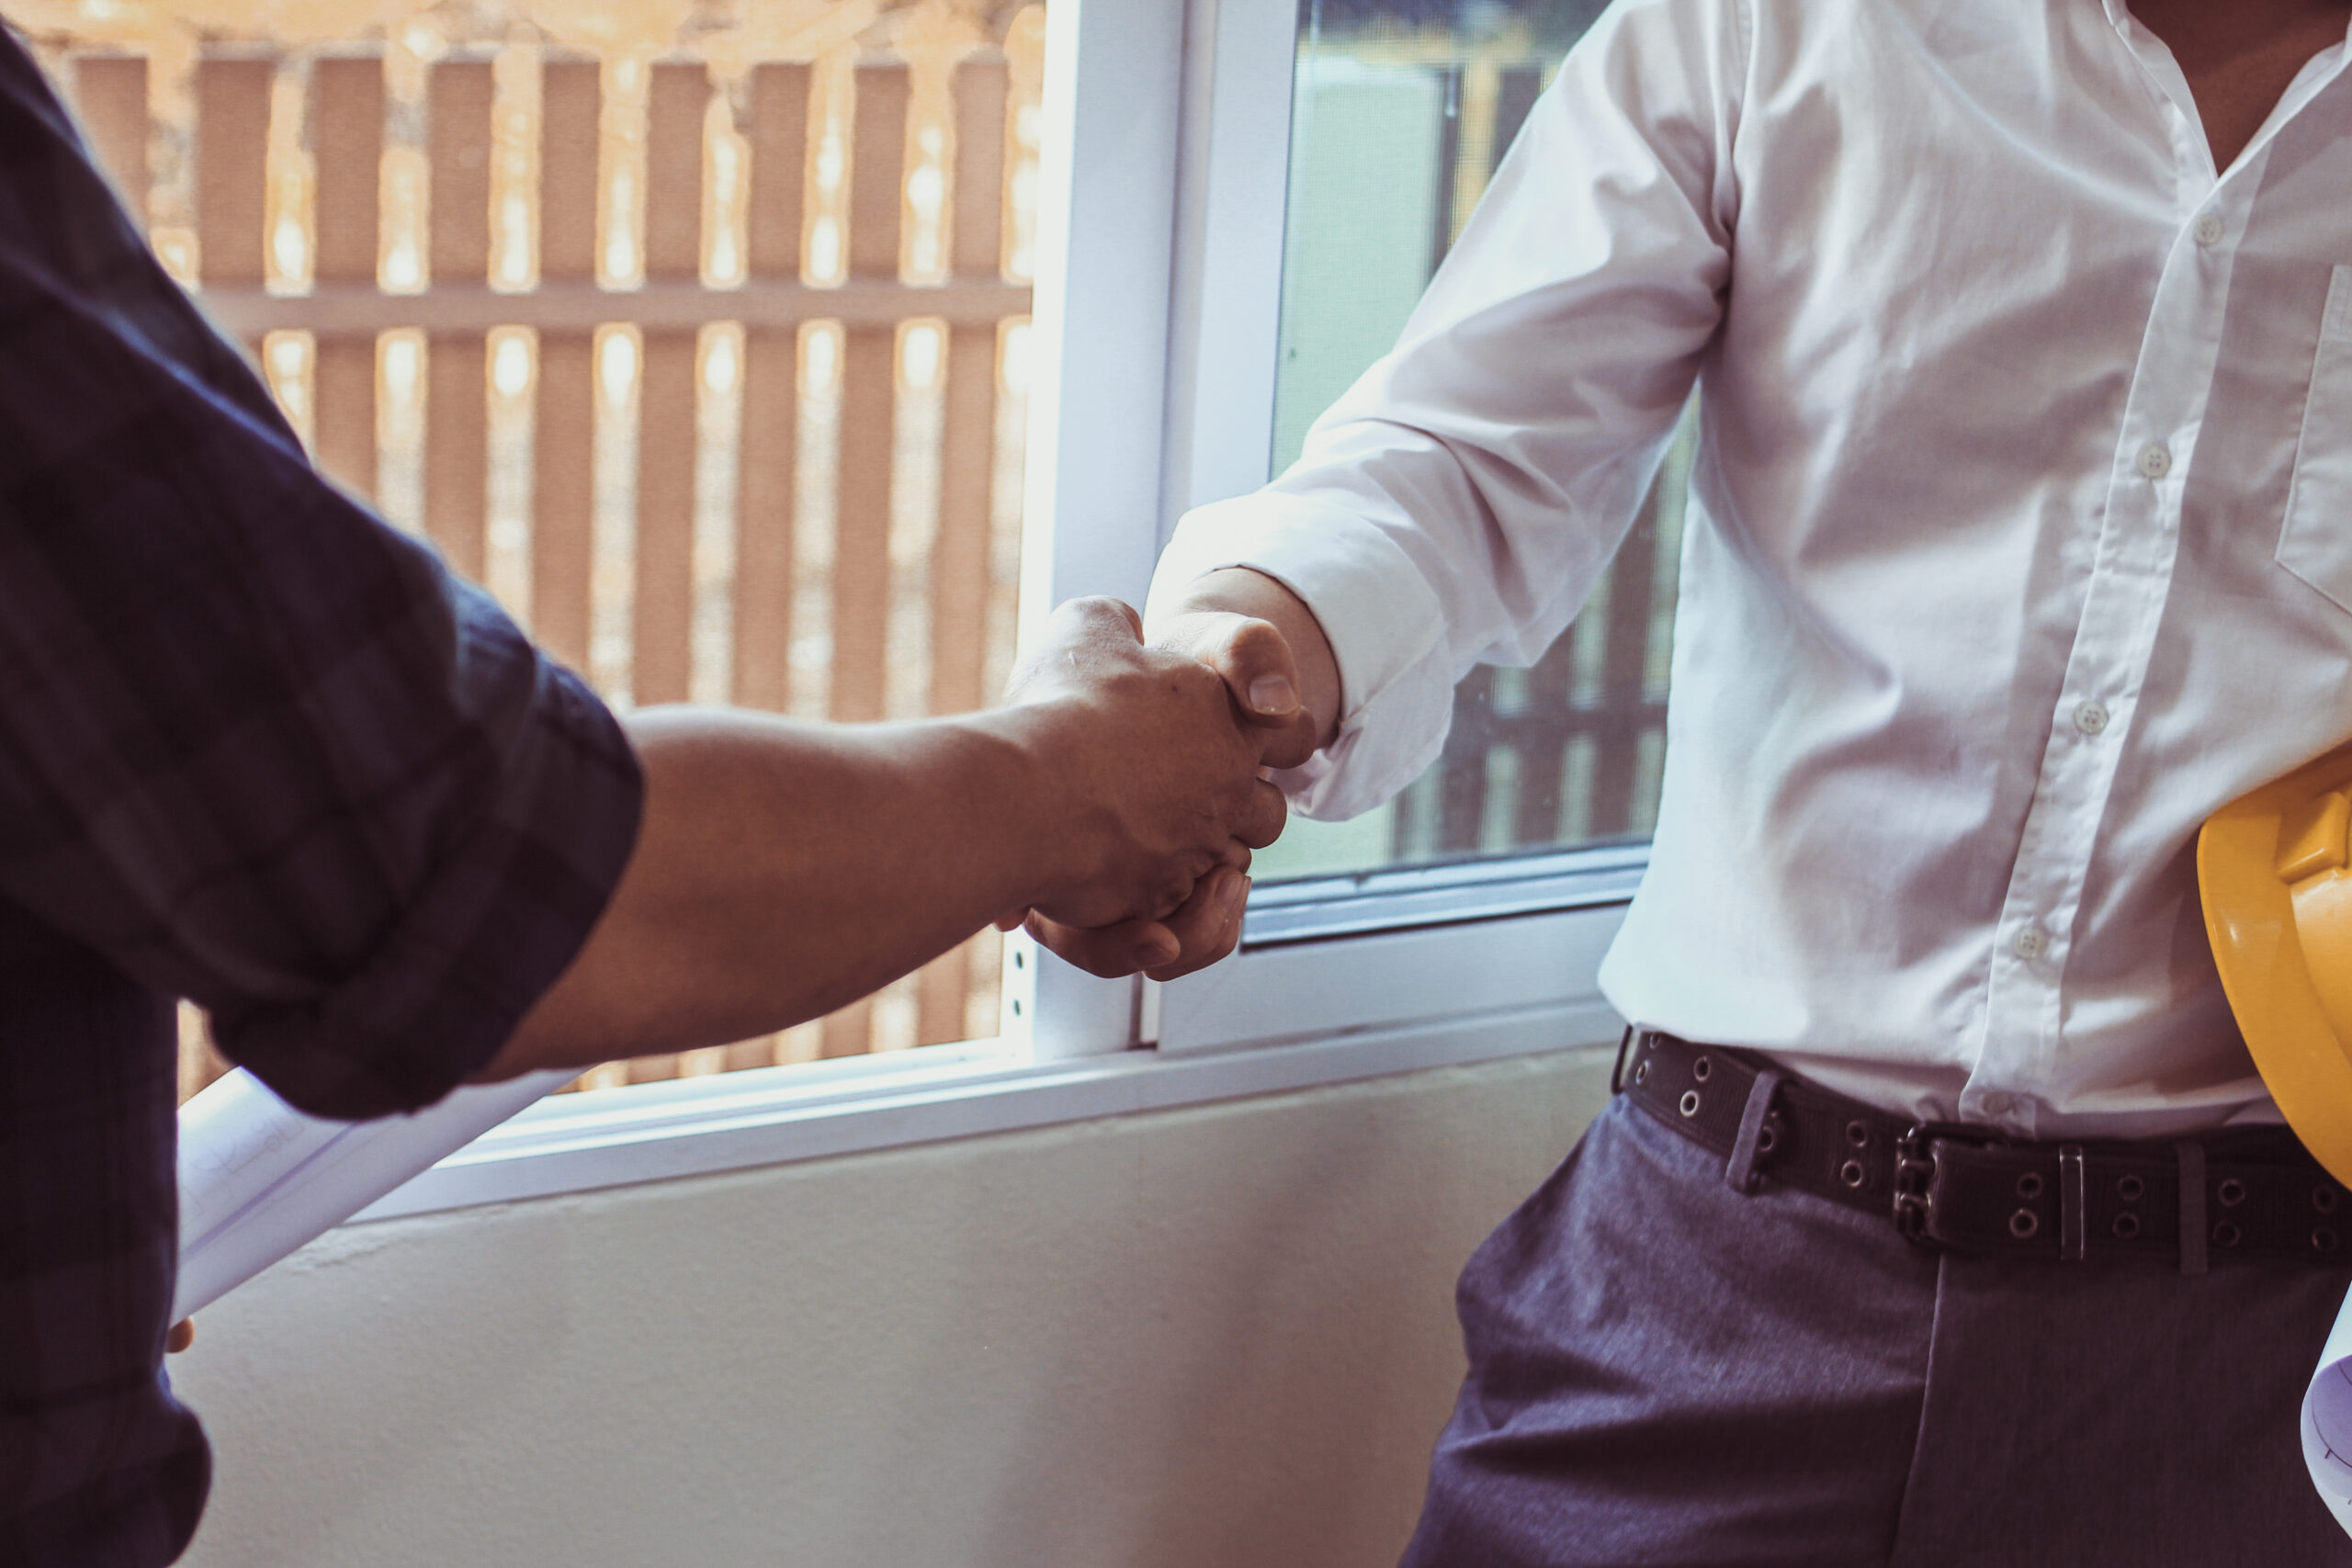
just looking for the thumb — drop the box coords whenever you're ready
[1195,615,1302,730]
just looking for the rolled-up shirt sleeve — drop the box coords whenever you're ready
[1148,0,1745,820]
[0,62,641,1120]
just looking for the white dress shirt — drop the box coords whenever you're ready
[1148,0,2352,1136]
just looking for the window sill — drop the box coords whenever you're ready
[1241,843,1650,946]
[353,972,1626,1225]
[351,854,1644,1224]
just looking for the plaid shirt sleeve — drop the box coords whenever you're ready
[0,38,644,1121]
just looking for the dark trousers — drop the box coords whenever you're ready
[1401,1095,2352,1567]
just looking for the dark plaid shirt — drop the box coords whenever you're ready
[0,30,643,1566]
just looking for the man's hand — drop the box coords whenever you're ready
[488,595,1300,1078]
[1001,597,1289,942]
[1146,567,1343,764]
[1017,572,1344,981]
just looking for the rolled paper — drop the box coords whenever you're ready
[174,1065,571,1321]
[2305,1290,2352,1537]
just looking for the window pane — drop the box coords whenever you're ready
[32,0,1047,1099]
[1253,0,1689,885]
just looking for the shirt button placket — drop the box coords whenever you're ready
[1978,168,2231,1123]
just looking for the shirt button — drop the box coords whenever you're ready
[2136,442,2173,479]
[2012,924,2049,961]
[2193,211,2226,247]
[1982,1091,2016,1117]
[2073,699,2110,736]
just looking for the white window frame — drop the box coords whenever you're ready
[354,0,1642,1226]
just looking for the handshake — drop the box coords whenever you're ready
[488,568,1340,1081]
[993,571,1336,984]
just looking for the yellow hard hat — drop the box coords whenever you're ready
[2199,737,2352,1187]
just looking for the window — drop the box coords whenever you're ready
[37,0,1656,1216]
[1148,0,1667,1060]
[1253,0,1688,886]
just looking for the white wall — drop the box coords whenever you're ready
[172,1044,1616,1568]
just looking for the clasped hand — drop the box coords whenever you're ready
[1001,593,1323,981]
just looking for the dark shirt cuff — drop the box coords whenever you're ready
[215,649,642,1121]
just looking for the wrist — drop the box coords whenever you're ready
[967,701,1104,909]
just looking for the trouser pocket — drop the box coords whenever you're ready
[2279,265,2352,612]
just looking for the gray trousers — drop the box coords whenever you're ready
[1401,1095,2352,1567]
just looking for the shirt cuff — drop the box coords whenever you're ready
[1148,492,1457,820]
[219,653,643,1121]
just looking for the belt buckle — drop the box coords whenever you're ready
[1893,1121,2008,1248]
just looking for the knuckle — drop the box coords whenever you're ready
[1226,615,1285,661]
[1089,595,1144,633]
[1167,655,1224,699]
[1052,595,1136,646]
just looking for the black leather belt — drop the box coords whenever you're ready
[1616,1029,2351,1270]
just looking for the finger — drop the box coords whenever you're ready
[1025,912,1182,978]
[1156,611,1319,768]
[1255,712,1320,773]
[1145,868,1252,982]
[166,1319,195,1355]
[1234,776,1288,852]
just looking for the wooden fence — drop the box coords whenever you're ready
[39,11,1040,1100]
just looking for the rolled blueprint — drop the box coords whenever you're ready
[174,1065,571,1321]
[2305,1290,2352,1536]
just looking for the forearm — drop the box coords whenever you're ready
[481,705,1074,1077]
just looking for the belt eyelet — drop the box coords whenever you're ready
[1691,1055,1713,1082]
[2112,1213,2141,1240]
[1844,1120,1871,1148]
[2015,1172,2045,1201]
[2117,1174,2145,1201]
[1678,1089,1702,1118]
[2212,1220,2243,1248]
[2317,1186,2340,1214]
[2316,1227,2342,1254]
[1838,1158,1867,1189]
[2009,1208,2041,1239]
[2218,1178,2247,1208]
